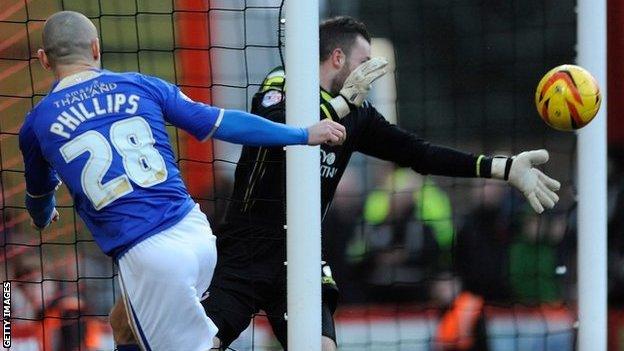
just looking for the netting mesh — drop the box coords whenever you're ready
[0,0,579,350]
[0,0,282,349]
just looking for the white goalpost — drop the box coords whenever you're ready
[285,1,322,350]
[577,0,607,350]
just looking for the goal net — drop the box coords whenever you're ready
[0,0,578,350]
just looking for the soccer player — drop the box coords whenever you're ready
[112,16,561,350]
[203,16,560,350]
[19,11,345,351]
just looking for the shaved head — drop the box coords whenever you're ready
[42,11,98,67]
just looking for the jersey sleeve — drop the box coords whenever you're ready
[19,116,61,197]
[251,81,332,124]
[355,104,492,178]
[213,109,307,146]
[140,75,223,141]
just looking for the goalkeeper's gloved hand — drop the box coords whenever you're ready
[491,149,561,213]
[328,57,388,118]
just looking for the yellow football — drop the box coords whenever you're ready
[535,64,601,131]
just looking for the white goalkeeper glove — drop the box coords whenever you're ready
[328,57,388,118]
[491,149,561,214]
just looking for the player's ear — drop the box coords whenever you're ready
[331,48,345,69]
[37,49,52,71]
[91,38,101,62]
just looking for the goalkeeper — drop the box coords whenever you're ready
[111,16,560,350]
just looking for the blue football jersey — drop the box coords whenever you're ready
[19,69,223,258]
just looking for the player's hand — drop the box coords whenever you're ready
[329,57,388,118]
[493,149,561,213]
[306,119,346,146]
[341,57,388,106]
[31,208,59,230]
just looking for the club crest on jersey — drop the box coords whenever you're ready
[320,149,338,178]
[261,90,283,107]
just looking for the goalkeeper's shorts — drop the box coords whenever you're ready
[202,222,338,349]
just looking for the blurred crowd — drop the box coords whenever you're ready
[608,147,624,305]
[5,257,110,350]
[321,159,577,308]
[2,229,115,349]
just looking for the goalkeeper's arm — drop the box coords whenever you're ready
[356,111,560,214]
[337,58,560,214]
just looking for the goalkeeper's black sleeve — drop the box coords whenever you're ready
[355,106,493,178]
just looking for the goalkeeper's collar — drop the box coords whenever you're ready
[320,88,335,102]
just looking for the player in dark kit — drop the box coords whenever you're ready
[201,16,561,351]
[110,16,561,350]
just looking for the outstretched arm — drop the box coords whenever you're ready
[325,58,560,213]
[356,110,560,213]
[212,109,345,146]
[143,75,345,146]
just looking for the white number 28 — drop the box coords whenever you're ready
[60,116,167,210]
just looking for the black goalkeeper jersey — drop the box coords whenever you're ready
[223,67,491,229]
